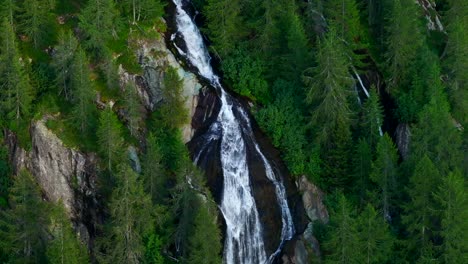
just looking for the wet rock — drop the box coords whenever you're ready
[128,145,141,173]
[395,123,411,160]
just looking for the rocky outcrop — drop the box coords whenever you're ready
[119,31,203,143]
[5,118,100,244]
[417,0,445,32]
[282,176,328,263]
[395,123,411,160]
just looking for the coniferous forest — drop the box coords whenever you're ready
[0,0,466,263]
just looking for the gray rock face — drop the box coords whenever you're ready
[5,119,99,244]
[297,175,329,223]
[119,34,203,143]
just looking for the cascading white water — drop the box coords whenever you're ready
[172,0,294,263]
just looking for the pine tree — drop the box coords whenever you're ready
[187,198,222,264]
[0,170,49,263]
[361,86,383,150]
[19,0,55,48]
[434,170,468,263]
[78,0,119,57]
[51,30,78,101]
[70,48,95,133]
[370,134,398,222]
[323,193,361,264]
[142,133,164,203]
[160,67,187,128]
[47,201,89,264]
[204,0,243,57]
[98,164,153,264]
[356,204,393,264]
[124,82,142,136]
[97,106,124,172]
[0,19,34,124]
[402,155,440,259]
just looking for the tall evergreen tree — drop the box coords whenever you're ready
[351,138,372,205]
[402,155,440,260]
[78,0,119,57]
[0,19,34,124]
[370,133,398,222]
[118,0,164,24]
[361,86,383,150]
[356,204,393,264]
[97,105,124,172]
[323,193,361,264]
[47,201,89,264]
[0,0,18,25]
[0,170,49,263]
[70,48,95,133]
[98,164,153,264]
[51,30,78,101]
[123,82,142,136]
[385,0,424,93]
[142,133,164,203]
[434,170,468,263]
[160,66,187,128]
[19,0,55,48]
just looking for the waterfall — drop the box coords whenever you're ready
[171,0,295,263]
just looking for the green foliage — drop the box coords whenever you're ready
[19,0,56,48]
[159,66,188,128]
[47,201,89,264]
[144,233,164,264]
[142,133,164,202]
[222,48,268,102]
[0,19,35,125]
[0,169,50,263]
[78,0,120,58]
[356,204,393,264]
[123,82,143,136]
[323,193,360,263]
[0,0,18,25]
[361,87,383,150]
[203,0,243,57]
[370,134,398,221]
[0,143,11,208]
[351,138,372,205]
[97,164,153,264]
[97,106,124,172]
[118,0,165,24]
[434,170,468,263]
[70,48,96,133]
[51,30,78,101]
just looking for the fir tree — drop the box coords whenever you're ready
[351,138,372,205]
[70,48,95,133]
[370,134,398,222]
[0,0,18,25]
[434,170,468,263]
[98,164,153,264]
[142,133,164,203]
[0,170,49,263]
[0,19,34,124]
[51,30,78,101]
[356,204,393,264]
[19,0,55,48]
[119,0,164,24]
[123,82,142,136]
[97,105,124,172]
[160,66,187,128]
[361,86,383,150]
[323,193,360,264]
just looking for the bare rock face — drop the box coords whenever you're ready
[417,0,445,32]
[5,119,99,244]
[297,176,329,223]
[119,32,203,143]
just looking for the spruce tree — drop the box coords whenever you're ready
[119,0,164,24]
[98,164,153,264]
[361,86,383,150]
[323,193,361,264]
[0,170,49,263]
[142,133,164,203]
[78,0,119,57]
[52,30,78,101]
[70,48,95,133]
[19,0,55,48]
[356,204,393,264]
[370,134,398,222]
[0,19,34,124]
[160,67,187,128]
[0,0,18,25]
[47,201,89,264]
[402,155,440,259]
[97,105,124,172]
[434,170,468,263]
[124,82,142,136]
[351,138,372,205]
